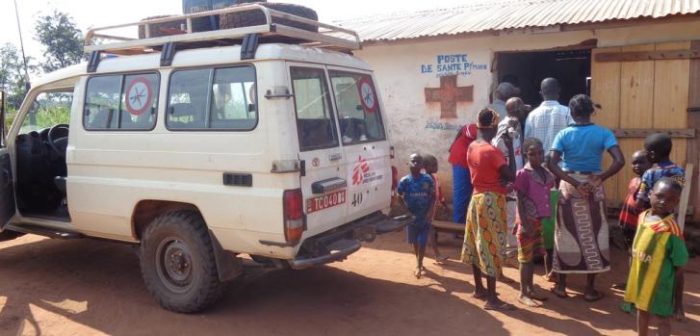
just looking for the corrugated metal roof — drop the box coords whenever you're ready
[337,0,700,42]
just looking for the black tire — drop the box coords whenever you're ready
[139,211,223,313]
[138,15,187,39]
[219,2,319,33]
[0,230,25,242]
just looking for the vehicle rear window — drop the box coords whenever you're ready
[84,73,159,130]
[166,66,257,130]
[329,71,385,144]
[290,67,339,151]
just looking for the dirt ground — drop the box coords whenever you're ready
[0,231,698,336]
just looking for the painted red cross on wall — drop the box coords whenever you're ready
[424,75,474,119]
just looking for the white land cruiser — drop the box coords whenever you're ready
[0,5,408,313]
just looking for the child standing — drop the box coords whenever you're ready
[513,138,554,307]
[397,154,435,279]
[625,178,688,336]
[635,133,686,320]
[424,154,449,264]
[614,150,652,291]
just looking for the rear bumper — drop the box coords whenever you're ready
[288,211,413,270]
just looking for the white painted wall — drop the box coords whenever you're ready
[356,19,700,201]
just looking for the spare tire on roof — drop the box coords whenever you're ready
[138,15,186,39]
[219,2,319,33]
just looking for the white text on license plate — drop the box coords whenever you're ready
[306,190,346,214]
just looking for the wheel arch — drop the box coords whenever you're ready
[131,200,199,240]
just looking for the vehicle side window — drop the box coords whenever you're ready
[83,73,159,130]
[290,67,338,151]
[21,91,73,134]
[329,71,385,144]
[166,66,257,130]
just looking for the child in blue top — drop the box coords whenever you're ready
[397,153,435,279]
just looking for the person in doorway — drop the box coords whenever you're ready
[524,77,573,154]
[424,154,449,264]
[493,97,526,264]
[634,133,687,321]
[448,123,477,224]
[524,77,573,281]
[513,138,554,307]
[488,82,520,119]
[397,154,435,279]
[613,150,652,291]
[461,108,515,311]
[548,94,625,301]
[625,178,688,336]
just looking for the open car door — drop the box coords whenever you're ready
[0,91,16,229]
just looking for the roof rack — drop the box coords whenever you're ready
[84,4,361,56]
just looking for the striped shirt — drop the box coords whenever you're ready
[524,100,573,152]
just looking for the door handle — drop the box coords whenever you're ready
[329,153,342,161]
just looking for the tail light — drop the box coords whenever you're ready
[283,189,305,245]
[391,165,398,192]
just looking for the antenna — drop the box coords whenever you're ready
[13,0,31,90]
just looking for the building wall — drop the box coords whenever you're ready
[356,19,700,203]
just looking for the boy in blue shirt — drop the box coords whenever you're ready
[397,154,435,279]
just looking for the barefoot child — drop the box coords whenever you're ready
[625,178,688,336]
[461,108,515,311]
[424,154,449,264]
[513,138,554,307]
[635,133,687,320]
[614,150,652,291]
[397,154,435,278]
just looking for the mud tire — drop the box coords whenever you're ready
[219,2,319,33]
[139,211,223,313]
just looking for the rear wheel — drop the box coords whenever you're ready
[139,211,223,313]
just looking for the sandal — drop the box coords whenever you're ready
[434,255,448,265]
[583,290,604,302]
[484,300,517,311]
[518,296,541,307]
[414,268,422,279]
[473,290,488,301]
[550,287,569,298]
[529,290,549,301]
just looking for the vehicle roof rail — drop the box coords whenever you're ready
[83,4,362,56]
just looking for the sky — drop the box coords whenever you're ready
[0,0,473,65]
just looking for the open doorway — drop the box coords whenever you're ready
[496,49,591,108]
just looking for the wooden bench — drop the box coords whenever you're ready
[432,220,465,232]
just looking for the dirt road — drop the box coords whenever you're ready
[0,232,698,336]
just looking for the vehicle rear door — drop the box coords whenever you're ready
[289,65,347,237]
[327,70,391,222]
[0,91,15,228]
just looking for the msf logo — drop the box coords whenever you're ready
[352,156,370,185]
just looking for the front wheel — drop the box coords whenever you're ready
[139,211,223,313]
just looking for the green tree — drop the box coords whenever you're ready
[35,10,85,73]
[0,43,35,110]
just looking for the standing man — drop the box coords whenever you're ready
[488,82,520,120]
[524,77,573,281]
[524,78,573,152]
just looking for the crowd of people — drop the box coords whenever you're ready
[396,77,689,336]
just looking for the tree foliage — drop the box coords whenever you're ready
[35,10,85,73]
[0,43,36,110]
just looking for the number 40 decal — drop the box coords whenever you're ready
[352,192,364,207]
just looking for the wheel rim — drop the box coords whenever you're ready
[155,237,194,294]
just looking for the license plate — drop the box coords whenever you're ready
[306,190,346,214]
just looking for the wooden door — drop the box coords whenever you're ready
[591,41,696,216]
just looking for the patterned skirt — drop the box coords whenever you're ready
[461,192,507,277]
[553,175,610,274]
